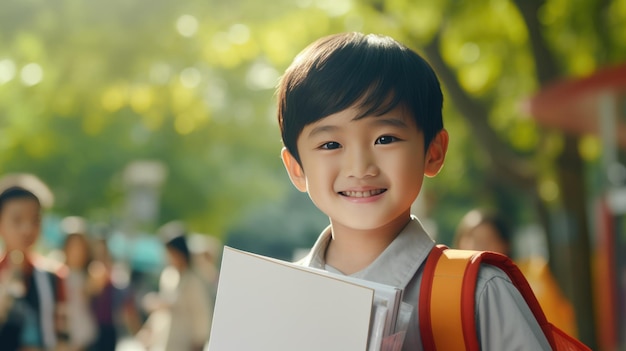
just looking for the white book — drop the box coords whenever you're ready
[208,246,404,351]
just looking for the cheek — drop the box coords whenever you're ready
[301,157,336,186]
[0,222,17,239]
[386,153,423,184]
[0,221,7,236]
[31,223,42,236]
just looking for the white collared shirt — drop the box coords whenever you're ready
[299,216,552,351]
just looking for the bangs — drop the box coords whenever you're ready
[293,35,415,123]
[353,82,405,121]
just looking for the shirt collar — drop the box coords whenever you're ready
[300,216,435,289]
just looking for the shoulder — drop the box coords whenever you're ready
[473,262,539,323]
[184,270,211,291]
[473,263,553,349]
[476,263,511,284]
[474,262,522,302]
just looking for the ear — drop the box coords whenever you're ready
[424,129,449,177]
[281,147,308,192]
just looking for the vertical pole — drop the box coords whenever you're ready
[597,91,622,351]
[599,92,617,186]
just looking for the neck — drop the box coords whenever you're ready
[325,214,411,275]
[1,250,32,274]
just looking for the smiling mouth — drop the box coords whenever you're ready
[339,189,387,198]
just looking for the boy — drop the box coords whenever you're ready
[278,32,552,350]
[0,186,67,350]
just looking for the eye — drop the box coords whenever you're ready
[375,136,398,145]
[320,141,341,150]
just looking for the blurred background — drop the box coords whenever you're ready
[1,0,625,350]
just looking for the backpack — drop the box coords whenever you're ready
[418,245,591,351]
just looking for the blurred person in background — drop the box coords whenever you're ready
[0,245,44,351]
[88,226,135,351]
[136,221,213,351]
[124,269,155,339]
[59,216,97,351]
[0,185,68,351]
[186,233,220,303]
[454,208,578,337]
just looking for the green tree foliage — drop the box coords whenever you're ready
[0,0,295,235]
[1,1,624,346]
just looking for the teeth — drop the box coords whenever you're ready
[343,189,384,197]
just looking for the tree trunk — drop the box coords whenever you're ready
[554,135,597,348]
[513,0,597,347]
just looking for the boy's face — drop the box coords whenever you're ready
[282,104,448,231]
[0,198,41,253]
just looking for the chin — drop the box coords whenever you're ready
[344,218,390,231]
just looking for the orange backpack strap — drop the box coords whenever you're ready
[419,245,562,350]
[419,245,481,351]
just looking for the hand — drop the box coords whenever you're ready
[142,292,167,312]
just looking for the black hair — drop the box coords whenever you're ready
[159,221,192,264]
[165,235,192,265]
[0,186,41,214]
[277,32,444,164]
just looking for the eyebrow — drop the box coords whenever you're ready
[307,124,339,138]
[307,116,409,138]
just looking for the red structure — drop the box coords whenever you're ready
[525,63,626,148]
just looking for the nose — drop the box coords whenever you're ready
[343,146,379,179]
